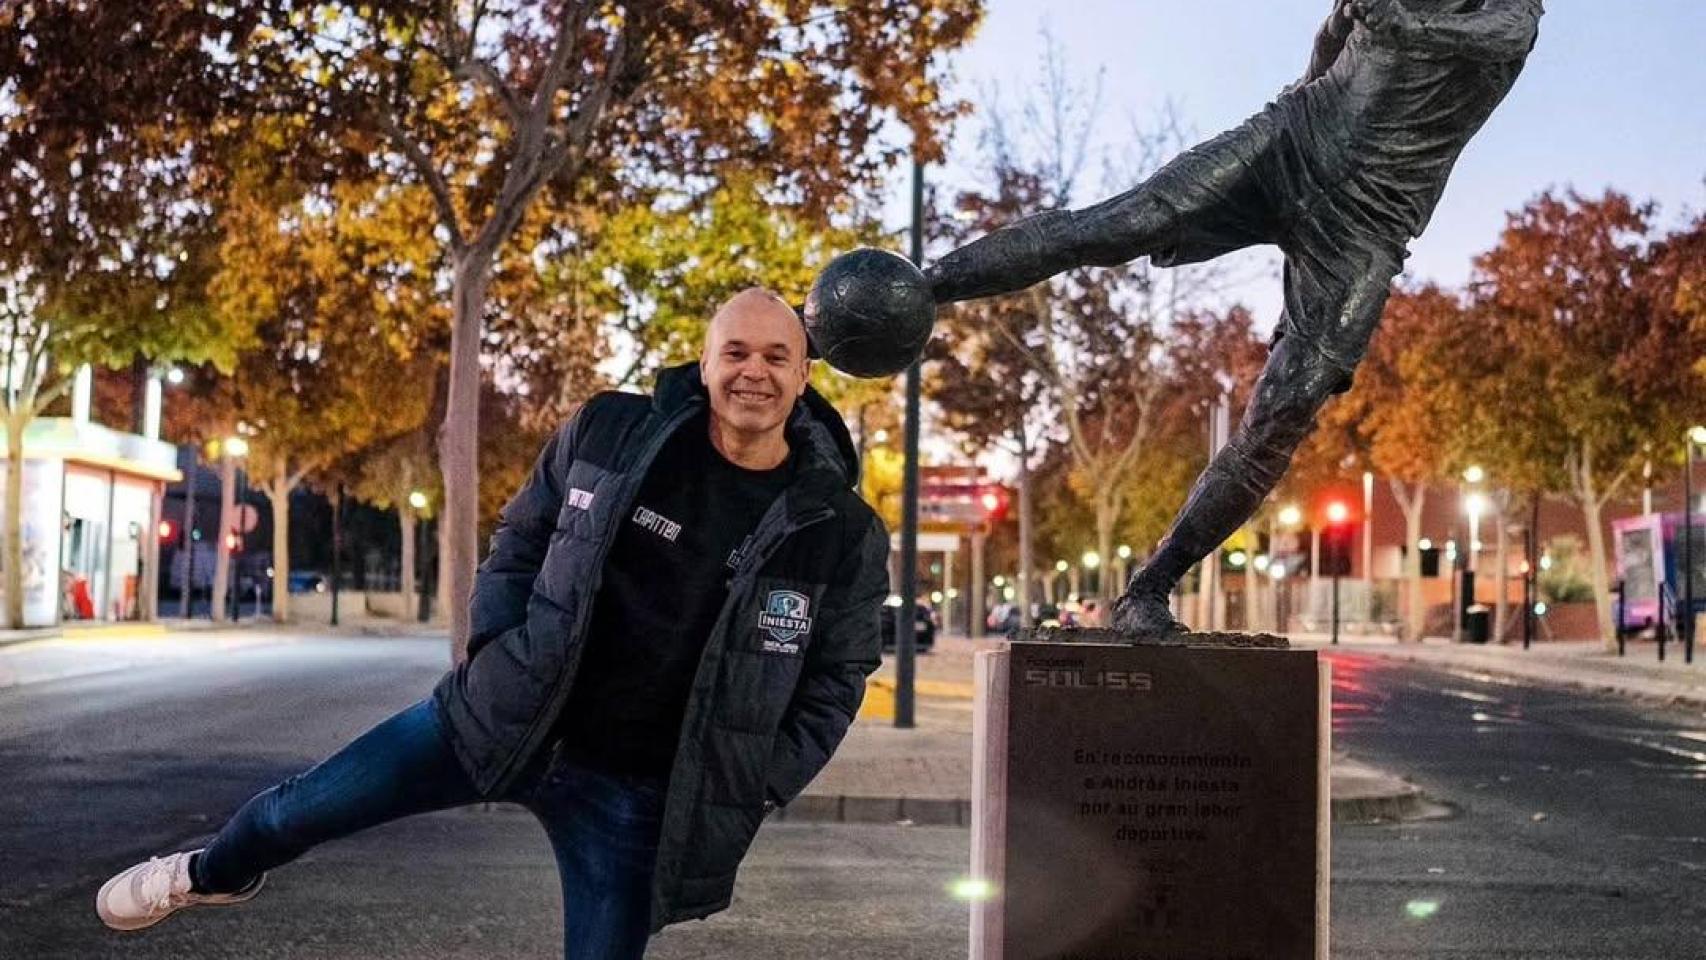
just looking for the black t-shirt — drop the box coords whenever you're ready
[553,413,793,779]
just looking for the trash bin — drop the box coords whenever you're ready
[1464,604,1491,644]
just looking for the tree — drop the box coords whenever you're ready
[588,176,875,378]
[928,155,1057,623]
[1453,191,1699,649]
[12,0,984,657]
[248,0,982,660]
[0,108,248,626]
[350,429,438,620]
[207,165,438,622]
[1321,284,1466,641]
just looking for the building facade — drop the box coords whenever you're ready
[0,384,180,627]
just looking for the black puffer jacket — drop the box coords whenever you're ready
[431,362,888,931]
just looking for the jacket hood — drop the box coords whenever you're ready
[652,362,862,489]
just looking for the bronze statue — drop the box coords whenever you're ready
[924,0,1543,634]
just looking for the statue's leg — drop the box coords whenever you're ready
[927,113,1287,304]
[1112,239,1403,635]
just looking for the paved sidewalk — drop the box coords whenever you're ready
[786,632,1432,826]
[1289,632,1706,709]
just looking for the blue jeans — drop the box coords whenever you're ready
[193,699,663,960]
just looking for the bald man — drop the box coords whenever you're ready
[97,288,890,959]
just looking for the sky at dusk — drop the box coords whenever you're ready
[893,0,1706,331]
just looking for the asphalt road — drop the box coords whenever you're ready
[0,637,1702,958]
[1325,650,1706,959]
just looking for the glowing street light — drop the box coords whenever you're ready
[1278,505,1303,527]
[1116,544,1133,560]
[224,436,250,459]
[1462,464,1485,484]
[408,490,429,511]
[1081,551,1100,570]
[1463,492,1488,573]
[1055,559,1069,573]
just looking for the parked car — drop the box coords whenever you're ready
[288,571,328,594]
[880,599,936,653]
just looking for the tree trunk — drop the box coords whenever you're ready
[4,414,25,628]
[1570,445,1618,652]
[1581,494,1615,652]
[269,464,292,624]
[211,453,235,623]
[1017,431,1034,628]
[441,250,494,661]
[1094,492,1117,604]
[399,504,417,623]
[1394,483,1426,643]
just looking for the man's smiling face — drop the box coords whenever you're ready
[700,288,811,441]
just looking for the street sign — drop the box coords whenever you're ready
[235,503,259,534]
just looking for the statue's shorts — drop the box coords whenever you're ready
[1135,96,1410,388]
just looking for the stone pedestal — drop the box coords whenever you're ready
[971,634,1329,960]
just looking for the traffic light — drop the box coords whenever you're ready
[158,519,178,544]
[1319,501,1354,577]
[225,531,243,554]
[979,486,1010,523]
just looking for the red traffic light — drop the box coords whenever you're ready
[979,487,1010,522]
[158,520,177,543]
[1325,501,1351,525]
[225,532,243,553]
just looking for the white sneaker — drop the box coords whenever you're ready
[95,849,265,931]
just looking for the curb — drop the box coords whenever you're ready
[769,791,1446,827]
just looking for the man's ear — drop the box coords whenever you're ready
[799,359,814,395]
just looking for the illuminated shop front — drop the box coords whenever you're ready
[0,415,180,628]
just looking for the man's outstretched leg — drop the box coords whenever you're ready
[1114,244,1400,634]
[96,699,482,931]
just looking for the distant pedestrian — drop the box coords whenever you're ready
[96,288,890,959]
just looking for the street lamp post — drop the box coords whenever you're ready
[1460,465,1485,643]
[409,490,431,623]
[1325,501,1351,645]
[1684,425,1706,664]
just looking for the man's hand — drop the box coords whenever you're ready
[1351,0,1422,38]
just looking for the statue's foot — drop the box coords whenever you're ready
[1110,589,1187,637]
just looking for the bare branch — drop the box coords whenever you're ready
[288,460,318,492]
[457,59,526,128]
[373,110,467,253]
[31,365,75,417]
